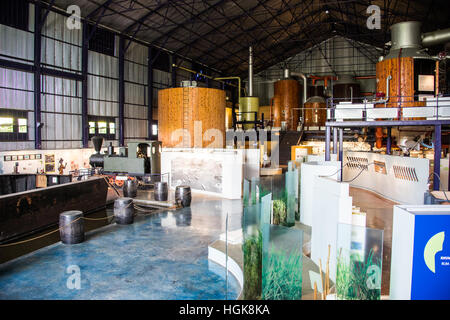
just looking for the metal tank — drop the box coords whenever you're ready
[333,75,361,102]
[303,96,327,129]
[239,96,259,129]
[273,79,301,131]
[239,46,259,129]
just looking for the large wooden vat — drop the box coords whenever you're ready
[273,79,300,130]
[158,87,226,148]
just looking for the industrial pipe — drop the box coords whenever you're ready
[173,64,238,90]
[248,46,253,96]
[374,75,392,149]
[290,71,308,124]
[422,27,450,47]
[214,76,241,102]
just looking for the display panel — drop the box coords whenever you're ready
[262,224,303,300]
[336,223,383,300]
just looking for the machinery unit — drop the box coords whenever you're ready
[239,46,260,129]
[89,136,162,181]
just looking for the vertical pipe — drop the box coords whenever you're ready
[231,86,237,130]
[147,46,154,140]
[248,46,253,96]
[434,125,442,191]
[81,22,89,148]
[171,55,177,88]
[34,3,42,150]
[339,128,343,182]
[333,127,338,154]
[119,36,125,147]
[386,127,392,155]
[325,126,331,161]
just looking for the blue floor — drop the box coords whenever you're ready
[0,197,242,300]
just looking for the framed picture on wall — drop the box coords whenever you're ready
[29,154,36,160]
[11,155,17,161]
[45,163,55,173]
[23,154,30,160]
[4,155,11,161]
[45,154,55,163]
[36,154,42,160]
[17,155,23,160]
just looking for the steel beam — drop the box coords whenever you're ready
[434,124,442,191]
[339,128,343,181]
[119,35,125,147]
[34,2,42,149]
[147,46,154,140]
[325,126,331,161]
[387,127,392,155]
[326,120,450,128]
[333,127,338,154]
[81,22,89,148]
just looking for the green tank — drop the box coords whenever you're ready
[239,96,259,130]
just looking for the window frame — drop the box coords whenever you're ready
[88,116,116,140]
[0,109,28,142]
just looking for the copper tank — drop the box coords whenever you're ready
[303,96,327,128]
[272,79,301,130]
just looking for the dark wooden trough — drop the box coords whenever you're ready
[0,177,108,243]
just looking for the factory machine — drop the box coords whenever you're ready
[331,21,450,155]
[89,136,162,187]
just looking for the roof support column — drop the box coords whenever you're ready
[119,36,125,147]
[434,124,441,191]
[34,2,42,149]
[148,46,154,140]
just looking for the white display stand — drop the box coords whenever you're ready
[390,205,450,300]
[300,160,341,226]
[343,151,429,205]
[161,148,244,199]
[310,174,353,283]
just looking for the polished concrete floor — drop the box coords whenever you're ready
[349,187,397,296]
[0,192,241,300]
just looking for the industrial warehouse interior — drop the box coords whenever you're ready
[0,0,450,306]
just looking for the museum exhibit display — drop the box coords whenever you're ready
[0,0,449,305]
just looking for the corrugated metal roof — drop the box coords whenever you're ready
[44,0,449,77]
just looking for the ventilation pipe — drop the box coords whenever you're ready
[248,46,253,96]
[422,27,450,47]
[290,71,307,106]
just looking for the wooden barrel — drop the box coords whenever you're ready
[175,186,192,208]
[114,197,134,224]
[59,210,84,244]
[154,181,168,201]
[158,87,226,148]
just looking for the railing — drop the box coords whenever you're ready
[326,94,450,122]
